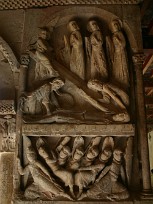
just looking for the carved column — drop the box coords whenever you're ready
[133,53,153,196]
[18,54,30,96]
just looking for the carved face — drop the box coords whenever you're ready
[100,148,112,162]
[51,79,64,91]
[87,80,102,92]
[73,148,84,160]
[86,147,99,160]
[88,20,99,32]
[111,20,120,33]
[26,152,37,163]
[113,149,122,161]
[59,146,71,159]
[68,21,79,32]
[38,147,49,159]
[39,30,48,40]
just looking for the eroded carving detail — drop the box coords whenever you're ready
[132,53,145,65]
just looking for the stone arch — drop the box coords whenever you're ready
[0,36,19,100]
[123,21,139,53]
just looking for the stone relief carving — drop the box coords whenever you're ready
[17,136,130,201]
[68,21,85,80]
[20,17,131,124]
[106,19,130,90]
[0,115,16,152]
[0,100,16,152]
[29,28,59,80]
[86,20,108,81]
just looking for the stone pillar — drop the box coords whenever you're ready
[133,53,153,197]
[0,152,14,204]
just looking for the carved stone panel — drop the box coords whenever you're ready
[15,135,132,202]
[0,1,152,203]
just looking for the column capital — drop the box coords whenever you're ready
[132,53,145,65]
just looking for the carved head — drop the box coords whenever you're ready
[73,148,84,161]
[87,20,100,32]
[50,78,64,91]
[113,149,123,162]
[68,21,79,32]
[86,146,99,160]
[59,146,71,159]
[87,79,103,92]
[26,146,37,163]
[38,146,49,159]
[111,19,121,33]
[39,28,50,40]
[99,147,112,162]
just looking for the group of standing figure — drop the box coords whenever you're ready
[17,136,129,201]
[67,19,129,90]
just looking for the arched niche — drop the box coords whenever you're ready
[0,36,19,100]
[43,6,139,54]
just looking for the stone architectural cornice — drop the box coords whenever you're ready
[0,0,142,10]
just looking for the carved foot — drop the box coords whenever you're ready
[112,112,130,122]
[77,193,87,200]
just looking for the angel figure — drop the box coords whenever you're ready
[30,27,59,80]
[75,136,114,199]
[78,148,129,201]
[17,145,70,200]
[86,20,108,81]
[106,19,129,90]
[68,21,85,80]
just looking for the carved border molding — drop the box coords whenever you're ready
[0,100,16,115]
[0,0,141,10]
[22,124,135,136]
[0,37,19,72]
